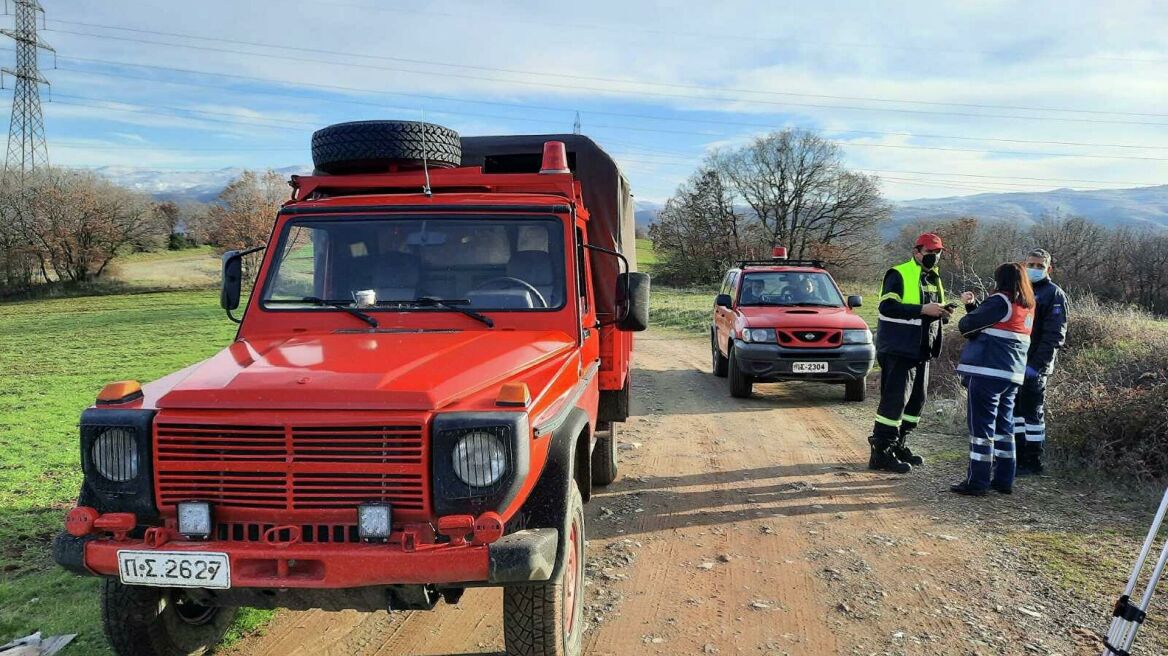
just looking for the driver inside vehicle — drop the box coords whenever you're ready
[788,276,820,304]
[740,278,766,304]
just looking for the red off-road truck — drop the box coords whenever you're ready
[711,249,873,401]
[53,121,649,656]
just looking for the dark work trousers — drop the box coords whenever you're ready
[871,353,929,448]
[963,375,1018,491]
[1013,375,1047,469]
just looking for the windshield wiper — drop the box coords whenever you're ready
[380,297,494,328]
[268,297,378,328]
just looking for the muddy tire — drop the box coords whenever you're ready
[728,347,753,398]
[311,120,462,174]
[591,421,618,487]
[845,377,867,402]
[711,330,728,377]
[101,579,236,656]
[503,483,586,656]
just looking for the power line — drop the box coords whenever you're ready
[47,18,1168,119]
[48,57,1168,153]
[44,25,1168,127]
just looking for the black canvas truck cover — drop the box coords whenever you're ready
[460,134,637,320]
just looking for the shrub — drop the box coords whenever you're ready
[932,296,1168,479]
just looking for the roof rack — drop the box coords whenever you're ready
[737,258,825,269]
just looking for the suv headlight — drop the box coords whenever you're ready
[452,430,508,487]
[741,328,776,343]
[431,412,530,516]
[92,428,139,482]
[842,329,873,345]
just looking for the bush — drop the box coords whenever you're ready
[933,296,1168,479]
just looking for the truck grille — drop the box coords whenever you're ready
[154,422,428,513]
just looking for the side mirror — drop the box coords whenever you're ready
[617,272,650,332]
[221,250,243,313]
[715,293,732,308]
[847,295,863,308]
[221,245,265,323]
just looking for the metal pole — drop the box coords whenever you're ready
[1101,487,1168,656]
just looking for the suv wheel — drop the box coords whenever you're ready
[728,347,753,398]
[711,330,729,377]
[101,580,236,656]
[591,421,619,487]
[845,377,867,402]
[504,483,586,656]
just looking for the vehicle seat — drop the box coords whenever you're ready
[373,252,420,302]
[506,250,556,305]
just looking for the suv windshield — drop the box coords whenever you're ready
[739,271,843,307]
[262,216,566,311]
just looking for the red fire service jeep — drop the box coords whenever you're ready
[710,248,873,401]
[53,121,649,656]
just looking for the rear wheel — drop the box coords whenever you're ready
[728,347,753,398]
[101,580,236,656]
[845,377,867,402]
[504,483,586,656]
[711,330,728,377]
[591,421,618,487]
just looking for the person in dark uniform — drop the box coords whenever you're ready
[869,233,952,473]
[951,262,1035,496]
[1013,248,1069,475]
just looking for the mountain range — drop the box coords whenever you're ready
[95,167,1168,232]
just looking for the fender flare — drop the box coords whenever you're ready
[514,406,590,583]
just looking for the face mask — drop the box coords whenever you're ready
[921,252,939,269]
[1027,268,1046,283]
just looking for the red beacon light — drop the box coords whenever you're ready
[539,141,571,174]
[771,246,788,260]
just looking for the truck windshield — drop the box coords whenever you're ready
[739,271,844,307]
[261,216,566,311]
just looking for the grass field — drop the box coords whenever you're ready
[0,289,274,652]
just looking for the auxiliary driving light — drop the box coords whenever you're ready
[358,503,392,541]
[177,501,212,539]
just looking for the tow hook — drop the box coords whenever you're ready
[65,507,135,541]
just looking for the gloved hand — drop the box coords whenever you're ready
[1025,366,1039,380]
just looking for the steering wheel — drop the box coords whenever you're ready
[470,276,549,308]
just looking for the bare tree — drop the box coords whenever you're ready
[713,129,890,261]
[200,170,285,252]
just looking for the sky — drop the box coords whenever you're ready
[9,0,1168,202]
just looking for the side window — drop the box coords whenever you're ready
[267,226,320,300]
[726,272,739,298]
[575,227,589,314]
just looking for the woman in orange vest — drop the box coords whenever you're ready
[951,262,1035,496]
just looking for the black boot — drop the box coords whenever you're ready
[893,433,924,466]
[868,436,911,473]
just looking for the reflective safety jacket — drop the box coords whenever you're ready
[956,293,1034,385]
[876,258,945,360]
[1028,277,1069,375]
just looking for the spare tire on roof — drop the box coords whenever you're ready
[310,120,462,174]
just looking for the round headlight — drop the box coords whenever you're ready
[452,431,507,487]
[92,428,139,482]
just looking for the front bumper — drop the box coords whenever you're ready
[733,340,875,382]
[54,527,558,589]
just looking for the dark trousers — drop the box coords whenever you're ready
[871,353,929,447]
[963,375,1018,490]
[1013,375,1047,468]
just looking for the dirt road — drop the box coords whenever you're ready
[228,331,1099,656]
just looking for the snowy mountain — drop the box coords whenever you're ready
[93,165,309,202]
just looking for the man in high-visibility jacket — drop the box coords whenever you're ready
[869,233,953,473]
[1013,248,1069,475]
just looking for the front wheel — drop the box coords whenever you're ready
[591,421,618,487]
[504,483,586,656]
[728,348,753,398]
[845,377,867,402]
[102,580,236,656]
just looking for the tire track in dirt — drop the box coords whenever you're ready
[227,330,1085,656]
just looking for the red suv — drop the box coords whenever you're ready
[710,249,874,401]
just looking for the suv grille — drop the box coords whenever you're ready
[154,422,427,513]
[777,329,842,348]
